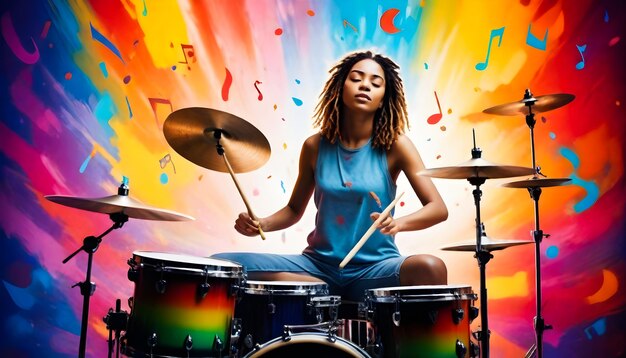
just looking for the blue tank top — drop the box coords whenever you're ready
[303,136,400,265]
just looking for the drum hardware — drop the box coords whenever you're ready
[419,131,534,358]
[486,89,574,358]
[46,178,193,358]
[163,107,271,239]
[103,298,129,358]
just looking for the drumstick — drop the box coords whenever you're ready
[339,192,404,269]
[221,151,267,240]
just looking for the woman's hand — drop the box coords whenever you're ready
[234,212,263,236]
[370,212,400,235]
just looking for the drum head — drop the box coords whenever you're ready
[244,333,369,357]
[132,251,243,275]
[244,280,329,295]
[367,284,475,303]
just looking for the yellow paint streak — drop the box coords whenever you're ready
[125,0,190,68]
[487,271,528,299]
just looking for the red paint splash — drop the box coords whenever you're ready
[275,28,283,35]
[222,67,232,101]
[336,215,345,225]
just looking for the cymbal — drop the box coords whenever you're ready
[418,158,535,179]
[45,194,195,221]
[441,236,533,252]
[502,177,572,188]
[163,107,271,173]
[483,93,575,116]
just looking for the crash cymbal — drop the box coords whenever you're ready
[502,177,572,188]
[418,157,535,179]
[441,236,533,252]
[45,195,194,221]
[483,93,575,116]
[163,107,271,173]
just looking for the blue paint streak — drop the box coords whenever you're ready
[89,22,125,64]
[549,132,556,140]
[3,280,36,310]
[560,147,580,169]
[570,173,599,213]
[585,318,607,339]
[280,180,286,193]
[126,96,133,118]
[99,61,108,78]
[160,173,168,184]
[292,97,303,106]
[79,153,92,173]
[93,92,117,139]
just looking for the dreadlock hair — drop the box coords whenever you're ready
[313,51,409,150]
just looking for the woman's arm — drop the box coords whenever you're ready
[234,134,319,236]
[373,134,448,235]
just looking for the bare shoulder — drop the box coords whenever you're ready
[301,133,322,169]
[388,134,420,167]
[302,133,322,151]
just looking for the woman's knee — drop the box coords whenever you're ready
[399,254,447,285]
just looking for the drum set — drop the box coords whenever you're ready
[46,89,574,357]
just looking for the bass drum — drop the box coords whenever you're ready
[243,332,370,358]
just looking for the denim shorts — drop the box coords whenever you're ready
[211,252,407,301]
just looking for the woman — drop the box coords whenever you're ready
[214,51,448,301]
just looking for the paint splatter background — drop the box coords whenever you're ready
[1,0,624,356]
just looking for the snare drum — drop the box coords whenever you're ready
[122,251,244,357]
[366,285,477,358]
[235,281,339,354]
[243,332,370,357]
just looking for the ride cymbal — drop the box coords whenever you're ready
[483,93,575,116]
[45,194,194,221]
[441,236,533,252]
[163,107,271,173]
[418,157,535,179]
[502,177,572,189]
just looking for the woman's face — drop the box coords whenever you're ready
[341,59,386,114]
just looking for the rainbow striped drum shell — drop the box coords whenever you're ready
[366,285,478,358]
[122,251,244,357]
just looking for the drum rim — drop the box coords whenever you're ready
[243,280,329,295]
[244,332,369,357]
[366,284,475,302]
[132,251,244,276]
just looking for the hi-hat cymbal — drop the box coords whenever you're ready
[45,195,195,221]
[163,107,271,173]
[441,236,533,252]
[502,177,572,189]
[418,157,535,179]
[483,93,575,116]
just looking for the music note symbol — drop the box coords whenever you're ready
[575,44,586,70]
[148,97,173,129]
[159,153,177,174]
[254,80,263,101]
[427,91,443,125]
[475,27,505,71]
[178,44,196,69]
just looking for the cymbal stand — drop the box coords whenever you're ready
[213,130,267,240]
[467,135,493,358]
[63,183,129,358]
[521,89,552,358]
[103,298,128,358]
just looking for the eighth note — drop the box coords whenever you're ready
[575,44,586,70]
[475,27,505,71]
[254,80,263,101]
[427,91,443,125]
[178,44,196,69]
